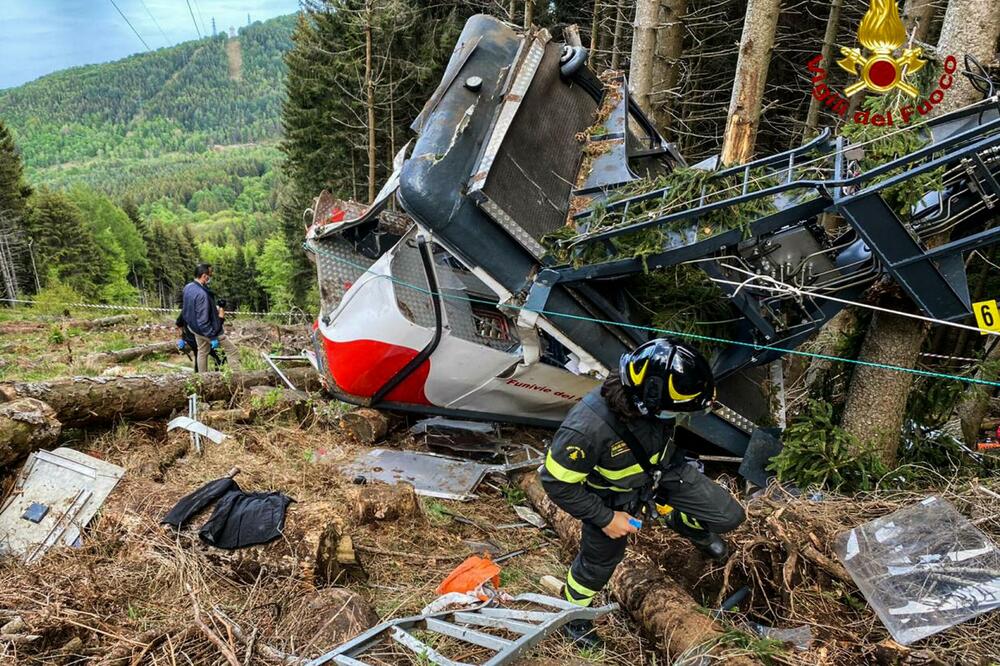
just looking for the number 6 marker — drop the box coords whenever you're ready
[973,299,1000,335]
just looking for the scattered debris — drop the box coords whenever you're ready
[167,415,227,446]
[261,351,300,390]
[513,505,547,529]
[747,622,814,651]
[411,416,505,458]
[835,496,1000,645]
[0,448,125,563]
[161,467,295,550]
[307,593,618,666]
[437,554,502,599]
[340,448,541,501]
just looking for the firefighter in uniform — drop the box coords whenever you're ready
[541,338,746,648]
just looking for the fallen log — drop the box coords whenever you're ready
[84,341,178,366]
[0,398,61,467]
[199,408,254,428]
[0,367,321,428]
[517,471,760,665]
[75,314,136,329]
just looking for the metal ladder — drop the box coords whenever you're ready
[305,593,617,666]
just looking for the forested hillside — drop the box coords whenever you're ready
[0,15,293,169]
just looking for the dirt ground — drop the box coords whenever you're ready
[1,310,999,665]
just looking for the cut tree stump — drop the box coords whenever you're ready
[340,408,389,444]
[354,482,421,525]
[517,471,761,666]
[278,587,378,660]
[0,398,61,467]
[0,367,320,428]
[84,341,178,366]
[196,500,361,586]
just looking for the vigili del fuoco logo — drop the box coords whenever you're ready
[806,0,957,126]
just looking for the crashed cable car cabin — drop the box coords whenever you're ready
[305,15,1000,460]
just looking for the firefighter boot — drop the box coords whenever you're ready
[665,511,729,561]
[561,619,603,650]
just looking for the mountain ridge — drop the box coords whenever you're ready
[0,15,295,172]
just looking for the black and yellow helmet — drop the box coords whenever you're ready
[619,339,716,418]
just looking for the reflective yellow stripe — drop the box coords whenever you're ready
[566,569,598,598]
[594,452,661,481]
[680,512,703,530]
[564,584,594,607]
[586,479,633,492]
[544,451,588,484]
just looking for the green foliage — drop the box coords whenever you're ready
[624,266,737,350]
[279,0,469,302]
[0,118,30,221]
[32,272,85,314]
[544,166,777,268]
[839,60,945,217]
[768,400,888,492]
[716,629,787,662]
[0,17,295,169]
[255,234,297,311]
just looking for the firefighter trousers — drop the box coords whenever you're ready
[564,462,745,607]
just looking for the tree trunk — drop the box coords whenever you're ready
[84,341,178,366]
[954,340,1000,445]
[934,0,1000,440]
[902,0,936,42]
[609,0,627,71]
[588,0,602,67]
[516,472,760,666]
[720,0,783,166]
[0,367,320,428]
[523,0,534,29]
[364,0,377,203]
[935,0,1000,114]
[650,0,687,133]
[840,312,927,465]
[0,398,60,467]
[628,0,659,116]
[803,0,844,138]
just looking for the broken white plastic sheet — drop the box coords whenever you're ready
[167,416,227,445]
[834,496,1000,644]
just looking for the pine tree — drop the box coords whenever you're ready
[0,119,29,221]
[23,190,104,299]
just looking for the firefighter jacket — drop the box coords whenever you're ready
[540,388,674,527]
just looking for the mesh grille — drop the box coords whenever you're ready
[481,44,595,247]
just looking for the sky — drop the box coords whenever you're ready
[0,0,301,90]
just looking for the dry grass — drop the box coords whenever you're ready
[0,401,654,665]
[628,472,1000,665]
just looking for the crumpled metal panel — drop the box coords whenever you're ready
[0,448,125,563]
[340,448,539,501]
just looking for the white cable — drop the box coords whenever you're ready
[974,249,1000,271]
[709,266,1000,336]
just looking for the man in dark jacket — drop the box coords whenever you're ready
[181,263,242,373]
[541,338,745,648]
